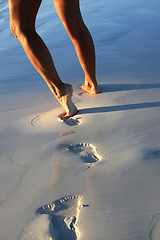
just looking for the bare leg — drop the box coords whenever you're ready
[53,0,101,94]
[8,0,77,118]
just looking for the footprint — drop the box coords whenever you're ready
[30,112,80,129]
[36,195,82,240]
[68,143,101,164]
[58,117,81,126]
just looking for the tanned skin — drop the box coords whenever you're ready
[8,0,101,119]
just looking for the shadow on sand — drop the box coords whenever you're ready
[79,101,160,115]
[79,83,160,115]
[99,83,160,93]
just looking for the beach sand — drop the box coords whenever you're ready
[1,0,160,239]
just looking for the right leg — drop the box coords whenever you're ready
[53,0,101,94]
[8,0,77,118]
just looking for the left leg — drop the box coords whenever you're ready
[8,0,77,118]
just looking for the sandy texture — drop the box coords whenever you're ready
[0,0,160,239]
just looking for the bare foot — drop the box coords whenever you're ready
[80,83,101,95]
[58,84,78,120]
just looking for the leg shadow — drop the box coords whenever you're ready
[79,101,160,115]
[99,83,160,93]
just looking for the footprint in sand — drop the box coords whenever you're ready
[31,114,81,127]
[68,143,101,164]
[58,117,81,126]
[37,195,82,240]
[21,196,82,240]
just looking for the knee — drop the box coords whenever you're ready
[9,19,23,39]
[10,24,24,44]
[10,22,18,38]
[10,21,33,43]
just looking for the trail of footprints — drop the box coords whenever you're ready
[29,112,101,239]
[27,143,101,239]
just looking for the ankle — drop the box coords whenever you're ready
[85,75,97,85]
[58,83,73,98]
[49,82,65,99]
[85,80,97,89]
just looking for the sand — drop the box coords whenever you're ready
[0,0,160,239]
